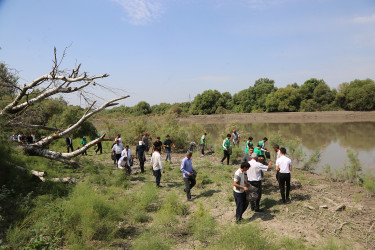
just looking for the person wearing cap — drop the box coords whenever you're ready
[247,153,272,212]
[151,146,164,187]
[112,139,124,165]
[273,144,281,182]
[136,141,146,173]
[276,147,292,204]
[95,134,103,154]
[80,136,88,155]
[221,134,231,165]
[258,137,269,158]
[232,129,240,147]
[152,136,163,154]
[180,151,196,201]
[163,135,175,162]
[233,161,250,222]
[121,145,133,167]
[118,156,131,174]
[200,132,207,156]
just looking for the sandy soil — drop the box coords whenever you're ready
[177,111,375,124]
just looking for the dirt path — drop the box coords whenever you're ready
[178,111,375,124]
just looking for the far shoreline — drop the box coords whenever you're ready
[177,111,375,124]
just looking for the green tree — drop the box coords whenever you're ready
[335,79,375,111]
[253,78,277,111]
[133,101,152,115]
[266,86,301,112]
[191,90,223,115]
[299,78,325,100]
[151,103,172,115]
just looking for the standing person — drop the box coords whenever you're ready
[254,144,264,158]
[31,133,35,143]
[17,132,24,144]
[221,134,231,165]
[241,146,254,163]
[142,133,149,156]
[95,134,103,154]
[273,144,281,181]
[233,162,250,222]
[26,133,33,144]
[245,137,254,154]
[121,145,132,167]
[111,140,124,165]
[247,153,272,212]
[152,137,163,154]
[276,147,292,204]
[163,135,175,162]
[200,133,207,156]
[136,141,146,173]
[180,151,196,201]
[232,130,240,147]
[81,136,88,155]
[151,147,165,187]
[118,156,131,174]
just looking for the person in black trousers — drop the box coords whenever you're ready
[233,162,250,222]
[276,147,292,203]
[66,134,73,153]
[95,134,103,154]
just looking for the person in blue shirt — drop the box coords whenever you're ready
[180,151,196,201]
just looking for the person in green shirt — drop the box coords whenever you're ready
[254,144,264,157]
[81,136,88,156]
[245,136,254,154]
[200,133,207,156]
[221,134,231,165]
[163,135,175,162]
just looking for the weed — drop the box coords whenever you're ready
[303,148,321,172]
[188,203,216,242]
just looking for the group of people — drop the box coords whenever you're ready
[233,136,292,222]
[65,134,103,155]
[10,132,37,144]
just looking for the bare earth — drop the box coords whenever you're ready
[178,111,375,124]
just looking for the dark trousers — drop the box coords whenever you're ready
[138,156,145,173]
[114,153,121,164]
[201,144,205,155]
[184,177,196,199]
[233,191,249,221]
[67,144,73,153]
[221,150,230,165]
[279,173,291,202]
[95,142,102,154]
[82,149,87,155]
[249,180,262,210]
[153,169,161,186]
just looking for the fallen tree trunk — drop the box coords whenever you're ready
[13,165,75,183]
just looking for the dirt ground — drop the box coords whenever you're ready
[178,111,375,124]
[96,150,375,249]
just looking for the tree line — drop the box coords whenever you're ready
[106,77,375,116]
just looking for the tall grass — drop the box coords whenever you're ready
[188,203,216,242]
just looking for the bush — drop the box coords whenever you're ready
[188,203,216,242]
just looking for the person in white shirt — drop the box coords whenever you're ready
[247,153,272,212]
[112,140,124,165]
[121,145,132,166]
[233,162,250,222]
[151,147,164,187]
[118,156,131,174]
[273,144,281,182]
[276,147,292,204]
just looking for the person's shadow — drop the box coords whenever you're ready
[194,189,221,199]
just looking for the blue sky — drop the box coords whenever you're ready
[0,0,374,107]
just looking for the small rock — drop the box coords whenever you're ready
[305,205,315,210]
[319,205,328,209]
[335,204,346,211]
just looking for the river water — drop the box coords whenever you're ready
[203,122,375,173]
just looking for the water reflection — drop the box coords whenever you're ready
[203,122,375,172]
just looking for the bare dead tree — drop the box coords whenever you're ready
[0,48,130,167]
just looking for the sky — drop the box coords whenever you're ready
[0,0,375,107]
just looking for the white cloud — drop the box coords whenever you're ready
[352,13,375,24]
[112,0,163,25]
